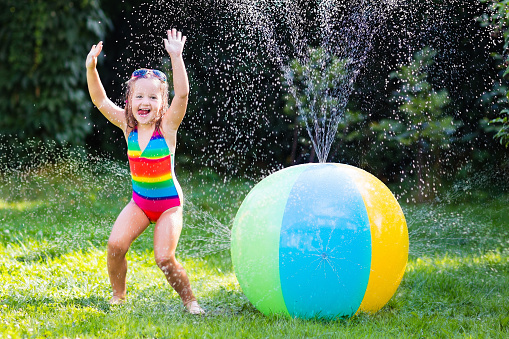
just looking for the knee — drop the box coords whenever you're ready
[155,253,179,273]
[107,238,129,258]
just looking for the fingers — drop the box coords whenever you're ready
[164,29,186,56]
[86,41,103,69]
[95,41,103,55]
[89,41,103,57]
[167,29,175,40]
[167,29,186,43]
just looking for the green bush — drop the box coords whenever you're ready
[386,48,454,148]
[479,0,509,147]
[0,0,111,145]
[373,48,459,201]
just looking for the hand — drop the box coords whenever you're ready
[164,29,186,57]
[86,41,103,69]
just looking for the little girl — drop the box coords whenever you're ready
[86,29,204,314]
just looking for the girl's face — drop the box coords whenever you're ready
[130,78,164,125]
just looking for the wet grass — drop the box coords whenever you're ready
[1,158,508,338]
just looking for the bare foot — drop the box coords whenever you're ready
[184,300,205,315]
[108,296,126,305]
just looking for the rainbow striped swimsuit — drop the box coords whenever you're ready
[127,126,181,222]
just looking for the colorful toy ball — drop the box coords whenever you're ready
[231,163,408,320]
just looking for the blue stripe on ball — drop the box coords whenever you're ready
[279,164,372,319]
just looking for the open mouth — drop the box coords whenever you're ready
[138,109,151,117]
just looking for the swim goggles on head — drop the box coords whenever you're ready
[131,68,167,82]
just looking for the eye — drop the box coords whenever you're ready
[151,96,158,100]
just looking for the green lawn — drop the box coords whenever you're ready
[1,157,508,338]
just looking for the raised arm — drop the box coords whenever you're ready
[86,42,126,130]
[162,29,189,132]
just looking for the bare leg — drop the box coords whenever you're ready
[154,207,204,314]
[107,200,150,303]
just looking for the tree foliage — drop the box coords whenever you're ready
[379,48,456,150]
[0,1,506,182]
[479,0,509,147]
[0,0,111,145]
[373,48,459,200]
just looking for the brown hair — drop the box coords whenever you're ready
[124,73,169,132]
